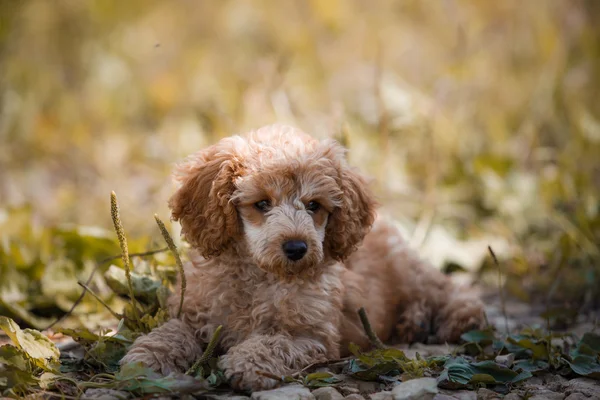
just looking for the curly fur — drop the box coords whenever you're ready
[121,124,485,391]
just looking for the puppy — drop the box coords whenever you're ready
[120,124,485,390]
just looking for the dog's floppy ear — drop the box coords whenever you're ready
[324,143,377,261]
[168,138,244,257]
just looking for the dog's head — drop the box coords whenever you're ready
[169,125,376,280]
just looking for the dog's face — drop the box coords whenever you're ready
[169,125,376,280]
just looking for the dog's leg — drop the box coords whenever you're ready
[432,291,485,343]
[120,318,203,374]
[388,248,485,343]
[394,299,432,344]
[218,334,332,391]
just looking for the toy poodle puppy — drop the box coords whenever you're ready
[120,124,485,391]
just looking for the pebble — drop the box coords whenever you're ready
[251,384,315,400]
[564,377,600,398]
[391,378,438,400]
[526,390,565,400]
[369,392,393,400]
[312,387,344,400]
[344,395,366,400]
[564,394,589,400]
[82,389,130,400]
[476,388,501,400]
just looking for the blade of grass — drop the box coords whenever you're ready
[186,325,223,376]
[488,245,509,334]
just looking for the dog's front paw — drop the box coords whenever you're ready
[434,295,485,343]
[120,347,177,375]
[218,353,281,392]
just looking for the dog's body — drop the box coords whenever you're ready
[121,125,484,390]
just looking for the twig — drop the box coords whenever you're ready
[186,325,223,375]
[111,191,140,322]
[42,247,168,331]
[154,214,186,318]
[291,357,351,378]
[100,247,169,264]
[358,307,386,349]
[77,282,121,321]
[255,370,298,384]
[488,246,509,334]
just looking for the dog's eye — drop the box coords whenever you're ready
[306,201,320,212]
[255,200,271,212]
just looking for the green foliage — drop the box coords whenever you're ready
[346,343,446,382]
[104,265,162,304]
[113,362,208,394]
[438,358,531,389]
[460,328,600,384]
[0,317,60,395]
[567,333,600,379]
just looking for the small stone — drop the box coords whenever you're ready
[205,395,251,400]
[545,375,568,392]
[565,394,589,400]
[339,387,361,396]
[452,391,477,400]
[494,353,515,367]
[369,392,393,400]
[527,390,565,400]
[391,378,438,400]
[476,388,501,400]
[437,390,476,400]
[344,395,366,400]
[503,394,523,400]
[82,389,130,400]
[312,387,344,400]
[564,377,600,398]
[251,384,315,400]
[432,395,457,400]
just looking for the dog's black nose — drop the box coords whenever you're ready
[282,240,308,261]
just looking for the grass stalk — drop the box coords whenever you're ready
[110,191,139,322]
[154,214,186,318]
[358,307,386,349]
[488,245,509,334]
[186,325,223,376]
[77,282,121,321]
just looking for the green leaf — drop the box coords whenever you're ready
[470,373,497,384]
[513,359,549,373]
[439,358,531,388]
[57,327,101,343]
[507,335,549,360]
[461,328,496,345]
[572,332,600,358]
[0,316,59,371]
[0,345,32,371]
[0,367,39,392]
[104,264,162,304]
[568,355,600,379]
[304,372,341,387]
[305,372,334,381]
[116,362,208,394]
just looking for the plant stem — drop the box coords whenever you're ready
[110,191,140,322]
[77,282,121,321]
[186,325,222,375]
[488,245,509,334]
[154,214,187,318]
[358,307,386,349]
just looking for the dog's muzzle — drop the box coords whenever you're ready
[282,240,308,261]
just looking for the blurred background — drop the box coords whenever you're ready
[0,1,598,330]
